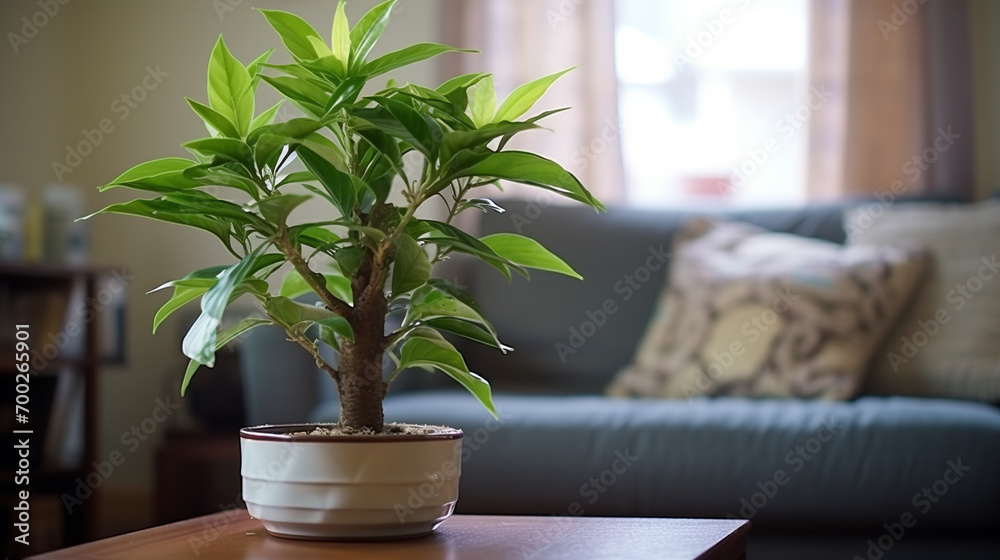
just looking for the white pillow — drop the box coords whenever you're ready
[845,201,1000,401]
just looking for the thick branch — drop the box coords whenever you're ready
[274,226,353,318]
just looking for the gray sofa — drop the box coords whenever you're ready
[241,200,1000,559]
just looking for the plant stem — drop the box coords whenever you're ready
[274,225,353,318]
[281,320,340,384]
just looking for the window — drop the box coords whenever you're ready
[615,0,810,206]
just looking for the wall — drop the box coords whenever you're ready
[970,0,1000,198]
[1,0,440,531]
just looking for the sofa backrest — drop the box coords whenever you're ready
[450,199,849,395]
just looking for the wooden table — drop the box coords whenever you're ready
[29,511,749,560]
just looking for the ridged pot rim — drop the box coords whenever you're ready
[240,423,463,443]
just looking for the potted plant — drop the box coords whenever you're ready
[84,0,603,540]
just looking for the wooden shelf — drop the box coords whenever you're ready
[0,263,124,550]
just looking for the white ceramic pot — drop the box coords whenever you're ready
[240,424,463,540]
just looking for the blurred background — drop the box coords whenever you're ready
[1,0,999,552]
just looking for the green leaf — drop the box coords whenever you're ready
[364,43,475,78]
[265,296,354,341]
[186,98,241,139]
[420,220,519,280]
[151,257,282,336]
[437,72,489,95]
[496,107,569,151]
[181,318,272,396]
[334,245,365,277]
[105,158,197,187]
[182,138,254,169]
[480,233,581,280]
[279,269,311,299]
[149,263,238,333]
[452,151,605,210]
[425,317,511,351]
[469,74,496,128]
[246,49,274,90]
[323,76,366,116]
[340,222,388,243]
[425,278,485,315]
[277,170,317,188]
[307,36,334,59]
[257,9,324,61]
[298,145,356,218]
[98,172,203,194]
[330,1,351,74]
[392,233,431,297]
[394,336,497,418]
[279,268,353,305]
[300,134,350,171]
[249,118,332,169]
[441,121,539,163]
[288,223,341,248]
[80,199,235,252]
[298,57,345,83]
[259,75,329,116]
[208,36,255,136]
[370,97,440,157]
[350,0,395,68]
[460,197,505,214]
[182,244,269,367]
[315,315,354,343]
[153,286,208,335]
[183,163,261,199]
[149,265,229,294]
[352,127,403,197]
[403,286,503,350]
[255,193,311,225]
[493,67,573,123]
[250,101,283,132]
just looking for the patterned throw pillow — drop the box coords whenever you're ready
[606,219,927,400]
[845,201,1000,400]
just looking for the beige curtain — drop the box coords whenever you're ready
[439,0,625,205]
[808,0,974,200]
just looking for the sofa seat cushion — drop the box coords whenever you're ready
[321,393,1000,529]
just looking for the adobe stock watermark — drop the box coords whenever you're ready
[61,395,182,513]
[554,245,672,363]
[188,493,246,556]
[877,0,928,41]
[545,0,587,28]
[853,458,970,560]
[725,84,833,198]
[52,64,170,182]
[682,286,800,398]
[885,254,998,372]
[727,417,840,520]
[673,0,753,71]
[7,0,71,54]
[569,118,624,174]
[394,410,507,523]
[844,126,961,238]
[507,191,558,234]
[520,448,639,559]
[29,268,133,373]
[507,118,623,233]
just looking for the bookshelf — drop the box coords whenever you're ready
[0,263,125,555]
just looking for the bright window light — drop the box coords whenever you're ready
[615,0,810,207]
